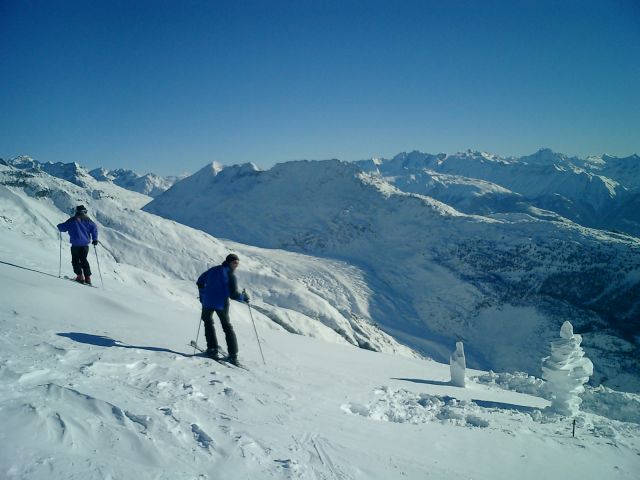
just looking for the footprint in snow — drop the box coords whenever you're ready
[191,423,215,449]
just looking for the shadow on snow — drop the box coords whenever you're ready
[392,377,452,386]
[392,377,540,413]
[57,332,196,358]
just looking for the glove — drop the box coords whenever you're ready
[92,240,98,246]
[243,292,250,304]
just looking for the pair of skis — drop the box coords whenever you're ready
[189,340,248,370]
[63,276,98,288]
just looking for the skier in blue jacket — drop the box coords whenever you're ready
[196,254,249,365]
[57,205,99,284]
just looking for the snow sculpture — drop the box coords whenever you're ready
[450,342,466,387]
[542,321,593,416]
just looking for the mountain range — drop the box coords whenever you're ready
[0,158,413,358]
[356,148,640,237]
[3,189,639,479]
[4,150,640,392]
[5,156,183,197]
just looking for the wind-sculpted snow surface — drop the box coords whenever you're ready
[144,158,640,392]
[342,385,640,451]
[343,386,489,427]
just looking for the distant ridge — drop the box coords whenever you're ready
[144,153,640,391]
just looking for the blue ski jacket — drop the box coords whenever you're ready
[197,264,246,310]
[57,214,98,246]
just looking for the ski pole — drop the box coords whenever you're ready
[193,315,202,355]
[93,243,104,287]
[58,231,62,278]
[244,289,266,365]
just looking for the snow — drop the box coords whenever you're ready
[0,244,640,479]
[450,341,466,387]
[542,322,594,417]
[87,167,184,197]
[1,166,640,479]
[356,148,640,236]
[0,162,411,357]
[7,157,182,198]
[142,157,640,391]
[2,241,640,479]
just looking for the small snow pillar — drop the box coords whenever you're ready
[542,321,594,417]
[450,341,466,387]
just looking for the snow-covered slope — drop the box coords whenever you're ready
[1,179,640,479]
[145,160,640,392]
[356,149,640,236]
[0,163,412,357]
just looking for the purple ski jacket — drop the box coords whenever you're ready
[57,214,98,246]
[196,263,247,310]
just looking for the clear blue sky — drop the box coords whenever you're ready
[1,0,639,175]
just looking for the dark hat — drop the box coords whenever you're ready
[224,253,240,264]
[75,205,88,214]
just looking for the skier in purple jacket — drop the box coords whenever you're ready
[57,205,99,284]
[196,254,249,365]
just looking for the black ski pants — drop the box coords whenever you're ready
[201,306,238,358]
[70,246,91,277]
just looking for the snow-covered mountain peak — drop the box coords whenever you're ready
[388,150,441,170]
[188,161,260,183]
[2,205,639,480]
[20,157,93,188]
[210,160,225,174]
[8,156,97,189]
[160,161,261,200]
[8,155,38,169]
[456,149,505,162]
[87,167,111,181]
[6,151,640,374]
[603,153,640,162]
[270,158,359,180]
[519,148,569,165]
[5,157,182,198]
[145,157,640,392]
[88,167,183,197]
[2,155,640,480]
[356,149,640,236]
[216,161,261,178]
[0,161,414,358]
[185,162,222,182]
